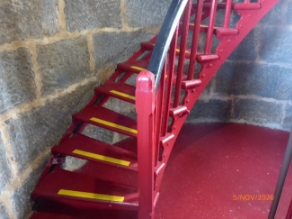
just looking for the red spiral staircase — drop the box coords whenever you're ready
[30,0,280,218]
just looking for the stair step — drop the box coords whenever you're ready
[52,134,138,170]
[73,107,137,138]
[95,83,136,104]
[199,25,239,37]
[117,60,148,73]
[32,198,138,218]
[32,168,139,211]
[141,42,192,59]
[234,3,261,10]
[30,212,73,219]
[201,2,261,10]
[182,79,202,89]
[196,54,219,62]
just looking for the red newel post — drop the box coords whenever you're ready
[136,71,156,219]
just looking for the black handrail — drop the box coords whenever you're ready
[147,0,188,89]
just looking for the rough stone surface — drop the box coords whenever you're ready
[124,0,172,28]
[12,158,49,219]
[5,82,96,172]
[0,48,36,113]
[0,0,58,44]
[0,132,11,193]
[103,97,135,114]
[93,30,154,69]
[260,0,288,26]
[233,99,282,128]
[286,0,292,25]
[215,62,292,100]
[258,27,292,64]
[188,99,232,122]
[228,29,258,61]
[64,0,121,32]
[37,38,91,95]
[0,203,9,219]
[82,124,116,144]
[284,104,292,130]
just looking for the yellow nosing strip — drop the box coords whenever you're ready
[58,189,125,202]
[130,66,146,72]
[90,117,137,135]
[73,149,131,166]
[110,90,135,101]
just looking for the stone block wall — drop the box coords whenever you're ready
[0,0,170,218]
[188,0,292,131]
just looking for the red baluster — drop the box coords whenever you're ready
[205,0,218,54]
[188,0,204,79]
[223,0,233,28]
[174,0,192,107]
[286,198,292,219]
[136,71,156,219]
[162,27,179,135]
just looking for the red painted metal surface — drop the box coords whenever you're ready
[29,0,281,218]
[286,198,292,219]
[136,71,156,219]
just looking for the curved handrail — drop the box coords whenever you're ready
[147,0,188,89]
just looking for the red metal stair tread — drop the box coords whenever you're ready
[95,83,136,104]
[32,168,138,209]
[32,198,138,219]
[52,134,138,170]
[199,25,239,36]
[73,106,137,138]
[117,60,149,73]
[30,212,74,219]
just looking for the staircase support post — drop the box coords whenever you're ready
[136,71,156,219]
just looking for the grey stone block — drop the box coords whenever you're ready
[286,1,292,26]
[215,62,292,100]
[124,0,172,28]
[82,124,115,144]
[5,82,96,172]
[233,99,282,126]
[64,0,121,32]
[12,158,49,219]
[93,30,154,69]
[228,29,258,61]
[188,99,232,122]
[103,97,135,114]
[258,27,292,64]
[284,104,292,130]
[0,203,9,219]
[37,38,91,95]
[0,132,11,193]
[260,0,288,26]
[0,0,58,44]
[0,48,36,114]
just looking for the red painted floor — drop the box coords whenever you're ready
[155,123,292,219]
